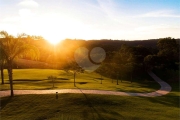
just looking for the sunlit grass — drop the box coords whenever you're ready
[0,69,160,92]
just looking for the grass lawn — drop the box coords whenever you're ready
[0,83,179,120]
[0,69,160,93]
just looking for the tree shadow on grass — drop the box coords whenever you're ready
[146,83,180,108]
[56,78,70,80]
[46,81,69,83]
[4,79,42,84]
[13,79,43,82]
[13,79,42,81]
[0,97,12,110]
[145,95,179,108]
[76,87,125,120]
[75,86,104,119]
[78,82,88,85]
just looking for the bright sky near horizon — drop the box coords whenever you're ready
[0,0,180,44]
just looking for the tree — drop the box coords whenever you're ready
[0,31,39,97]
[112,44,135,81]
[144,55,158,71]
[106,63,116,83]
[125,63,135,83]
[95,63,105,84]
[47,75,57,88]
[63,61,84,87]
[0,44,6,84]
[157,37,179,70]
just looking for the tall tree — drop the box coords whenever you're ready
[144,55,158,71]
[112,44,135,79]
[0,31,39,97]
[157,37,179,70]
[0,44,6,84]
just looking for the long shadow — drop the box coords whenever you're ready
[76,86,105,120]
[3,78,70,84]
[13,79,42,81]
[55,78,70,80]
[145,95,179,108]
[4,79,43,84]
[77,86,126,120]
[0,97,12,110]
[78,82,88,85]
[145,81,180,108]
[145,82,180,108]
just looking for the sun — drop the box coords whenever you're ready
[44,34,66,45]
[46,37,61,45]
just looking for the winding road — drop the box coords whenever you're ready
[0,71,172,97]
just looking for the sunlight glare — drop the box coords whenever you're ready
[37,15,95,44]
[46,37,61,45]
[44,33,66,45]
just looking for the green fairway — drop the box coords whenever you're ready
[0,69,160,93]
[0,82,179,120]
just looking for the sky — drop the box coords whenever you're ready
[0,0,180,43]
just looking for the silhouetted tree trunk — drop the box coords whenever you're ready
[74,72,76,87]
[7,59,14,97]
[0,65,4,84]
[117,72,119,85]
[131,72,132,83]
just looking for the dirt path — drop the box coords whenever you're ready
[0,71,172,97]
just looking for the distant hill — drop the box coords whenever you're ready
[60,39,180,52]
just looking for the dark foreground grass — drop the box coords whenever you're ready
[1,84,179,120]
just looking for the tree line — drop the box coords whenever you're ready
[0,31,179,97]
[96,38,179,83]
